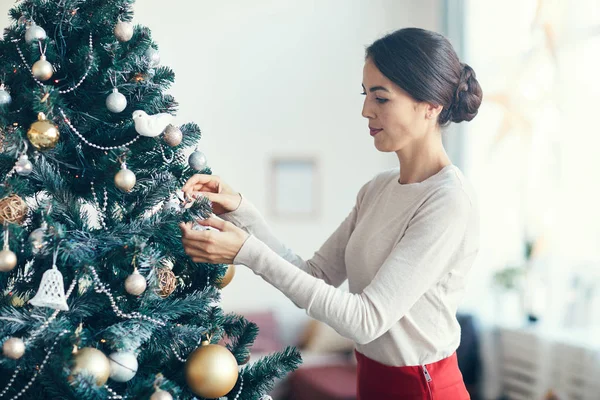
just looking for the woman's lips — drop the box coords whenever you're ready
[370,128,382,136]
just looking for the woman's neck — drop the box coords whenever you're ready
[395,135,451,185]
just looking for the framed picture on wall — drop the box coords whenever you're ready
[269,157,319,219]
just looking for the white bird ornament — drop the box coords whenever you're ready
[132,110,173,137]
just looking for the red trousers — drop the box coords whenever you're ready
[355,350,470,400]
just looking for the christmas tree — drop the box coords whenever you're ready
[0,1,301,399]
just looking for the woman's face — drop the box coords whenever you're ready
[361,58,431,152]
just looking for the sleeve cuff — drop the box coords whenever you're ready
[233,234,269,272]
[219,193,259,227]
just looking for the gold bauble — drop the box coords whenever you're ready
[217,264,236,289]
[156,268,177,298]
[0,249,17,272]
[114,164,136,193]
[2,337,25,359]
[71,347,111,387]
[185,341,239,398]
[27,112,60,150]
[0,194,28,224]
[31,55,53,81]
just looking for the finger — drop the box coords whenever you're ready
[180,223,212,241]
[182,174,220,192]
[182,238,210,251]
[183,245,210,258]
[196,216,228,231]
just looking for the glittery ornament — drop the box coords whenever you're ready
[145,47,160,68]
[114,21,134,42]
[162,124,182,147]
[188,149,207,171]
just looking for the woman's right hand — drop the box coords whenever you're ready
[182,174,242,216]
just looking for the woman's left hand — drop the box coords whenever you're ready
[179,217,249,264]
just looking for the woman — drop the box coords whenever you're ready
[180,27,482,400]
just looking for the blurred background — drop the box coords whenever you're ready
[2,0,598,399]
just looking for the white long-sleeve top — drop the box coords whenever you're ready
[221,165,479,366]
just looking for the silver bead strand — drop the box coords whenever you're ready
[159,144,174,164]
[0,367,21,398]
[88,266,166,327]
[0,330,69,400]
[105,384,124,399]
[169,342,187,363]
[90,181,108,230]
[15,33,94,93]
[60,108,141,150]
[233,375,244,400]
[24,278,76,346]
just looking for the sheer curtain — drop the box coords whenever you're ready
[460,0,600,330]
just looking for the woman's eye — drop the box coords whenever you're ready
[376,98,388,104]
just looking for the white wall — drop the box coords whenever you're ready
[1,0,441,344]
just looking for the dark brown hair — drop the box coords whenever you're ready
[366,28,483,126]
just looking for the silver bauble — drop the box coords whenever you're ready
[14,154,33,176]
[0,85,11,106]
[32,55,53,81]
[188,150,207,171]
[0,249,17,272]
[17,16,32,27]
[106,88,127,113]
[150,389,173,400]
[162,197,181,213]
[28,222,49,255]
[145,47,160,68]
[108,351,138,382]
[124,270,146,295]
[2,337,25,360]
[25,23,47,44]
[114,163,136,193]
[162,124,182,147]
[114,21,134,42]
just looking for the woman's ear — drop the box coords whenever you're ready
[424,103,443,120]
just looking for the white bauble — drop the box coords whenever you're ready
[108,351,138,382]
[106,88,127,113]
